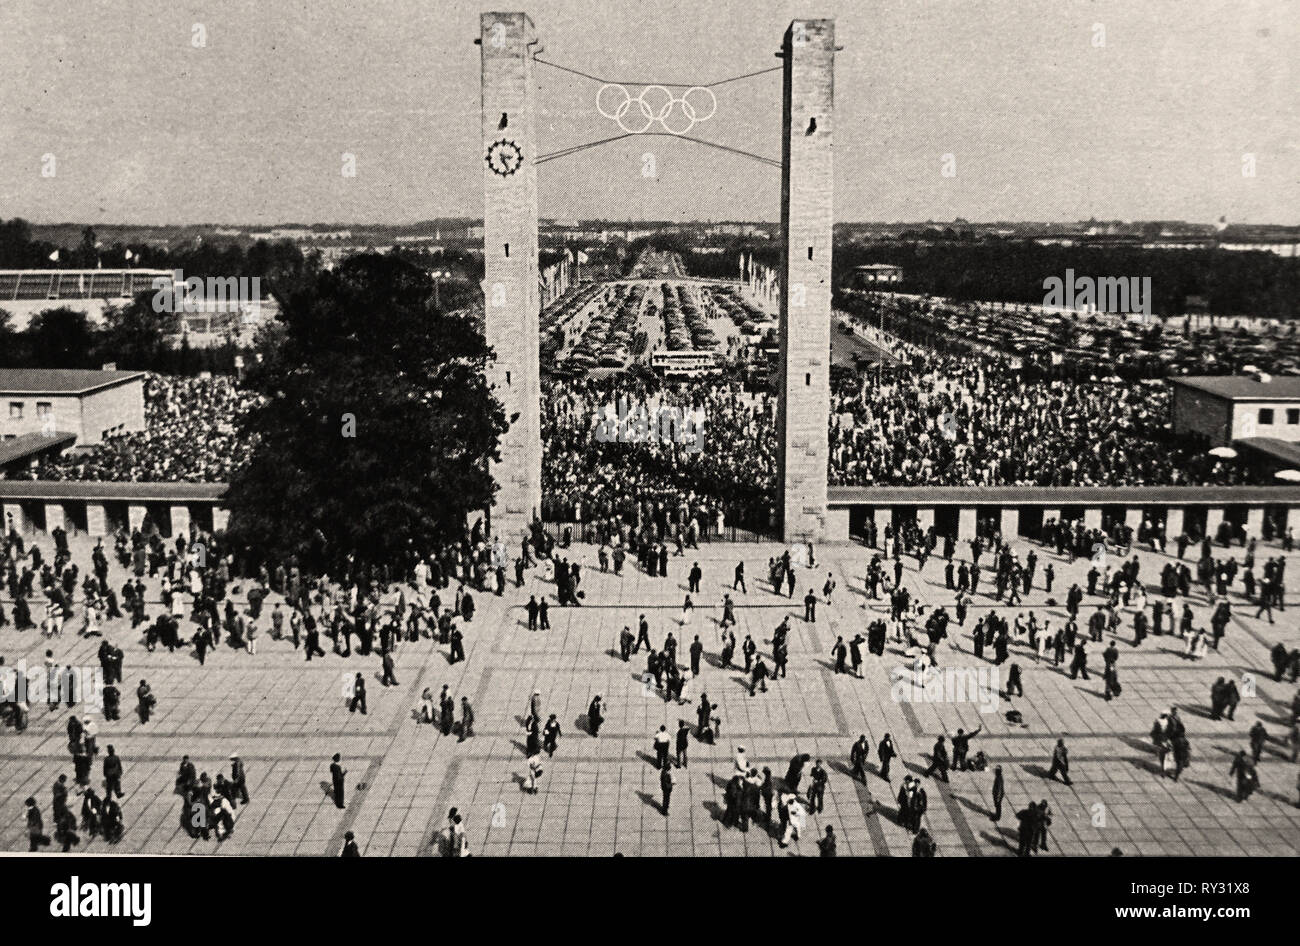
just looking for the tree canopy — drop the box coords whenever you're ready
[225,254,508,575]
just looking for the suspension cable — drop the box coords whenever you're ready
[534,57,781,89]
[535,132,779,168]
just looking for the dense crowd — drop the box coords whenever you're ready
[829,352,1251,488]
[0,319,1267,508]
[541,375,778,534]
[13,375,259,483]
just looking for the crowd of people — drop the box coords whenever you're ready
[0,507,530,853]
[829,352,1255,488]
[541,375,777,534]
[12,374,260,483]
[0,344,1264,516]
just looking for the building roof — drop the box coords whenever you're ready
[1168,375,1300,401]
[827,484,1300,506]
[0,369,145,396]
[1233,437,1300,468]
[0,481,227,502]
[0,432,77,467]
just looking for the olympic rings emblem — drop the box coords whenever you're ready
[596,84,717,136]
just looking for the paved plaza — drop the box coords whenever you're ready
[2,531,1299,857]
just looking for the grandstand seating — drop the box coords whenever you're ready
[0,269,170,302]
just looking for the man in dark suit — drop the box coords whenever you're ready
[102,745,124,799]
[990,765,1005,821]
[330,753,347,808]
[349,673,367,714]
[230,754,249,806]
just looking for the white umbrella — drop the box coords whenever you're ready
[1208,446,1238,459]
[1274,469,1300,482]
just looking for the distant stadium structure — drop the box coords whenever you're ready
[0,268,273,345]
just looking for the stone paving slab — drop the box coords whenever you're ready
[2,531,1299,856]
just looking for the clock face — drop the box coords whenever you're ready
[486,138,523,176]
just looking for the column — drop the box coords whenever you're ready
[1041,507,1059,526]
[826,507,850,542]
[869,507,889,545]
[1205,507,1225,541]
[1166,507,1185,539]
[44,503,64,534]
[128,504,147,532]
[917,507,935,532]
[481,12,542,542]
[0,502,20,535]
[957,507,977,542]
[777,18,835,542]
[86,503,108,537]
[170,505,192,542]
[212,507,230,533]
[1000,507,1019,539]
[1083,507,1102,530]
[1125,507,1143,533]
[1245,507,1264,542]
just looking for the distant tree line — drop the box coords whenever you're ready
[0,217,315,282]
[673,232,1300,321]
[0,295,243,374]
[838,240,1300,319]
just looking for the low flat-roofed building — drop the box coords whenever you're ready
[1169,375,1300,447]
[0,368,145,446]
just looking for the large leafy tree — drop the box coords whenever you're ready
[226,254,508,575]
[27,307,97,367]
[96,293,179,370]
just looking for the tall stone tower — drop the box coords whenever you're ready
[777,19,834,542]
[480,12,542,541]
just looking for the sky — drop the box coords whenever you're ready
[0,0,1295,226]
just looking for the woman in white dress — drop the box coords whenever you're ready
[1190,629,1208,660]
[680,594,693,627]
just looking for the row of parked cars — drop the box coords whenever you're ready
[660,283,719,352]
[706,286,773,336]
[565,283,647,370]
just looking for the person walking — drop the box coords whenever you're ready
[924,735,950,782]
[25,798,51,851]
[990,764,1005,821]
[1047,738,1072,785]
[878,733,896,781]
[330,753,347,809]
[103,745,124,799]
[653,725,671,769]
[459,697,474,741]
[850,734,870,783]
[230,754,249,806]
[675,720,690,768]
